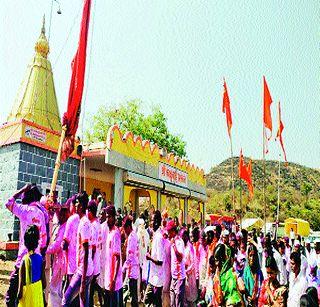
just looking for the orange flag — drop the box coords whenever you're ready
[263,76,273,136]
[239,149,254,198]
[246,159,254,198]
[222,78,232,138]
[276,101,287,163]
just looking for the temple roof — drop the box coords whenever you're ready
[7,16,61,132]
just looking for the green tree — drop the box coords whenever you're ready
[301,182,312,203]
[85,100,187,157]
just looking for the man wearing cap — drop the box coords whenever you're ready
[167,219,186,307]
[305,239,316,265]
[4,184,47,307]
[104,205,123,306]
[62,192,93,307]
[123,216,139,307]
[144,210,165,307]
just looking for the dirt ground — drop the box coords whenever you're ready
[0,260,143,306]
[0,260,15,306]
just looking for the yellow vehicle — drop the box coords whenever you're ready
[284,218,310,237]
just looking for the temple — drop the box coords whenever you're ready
[0,17,207,245]
[0,18,80,242]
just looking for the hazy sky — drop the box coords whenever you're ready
[1,1,319,172]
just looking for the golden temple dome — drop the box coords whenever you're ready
[7,16,61,132]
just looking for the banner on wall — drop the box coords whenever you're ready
[158,162,188,188]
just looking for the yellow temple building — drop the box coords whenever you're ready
[0,17,207,244]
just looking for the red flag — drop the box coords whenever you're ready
[238,149,247,179]
[239,149,254,198]
[276,101,287,163]
[263,76,273,136]
[222,78,232,137]
[61,0,92,161]
[246,159,254,198]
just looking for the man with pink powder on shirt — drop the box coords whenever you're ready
[47,206,69,306]
[104,205,123,306]
[167,219,186,307]
[144,210,165,307]
[62,195,80,307]
[123,215,139,307]
[4,184,47,307]
[87,200,101,307]
[62,192,93,307]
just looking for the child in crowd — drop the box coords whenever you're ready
[17,224,46,307]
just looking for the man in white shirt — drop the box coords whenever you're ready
[144,210,165,307]
[87,200,101,307]
[167,219,186,307]
[290,228,295,247]
[62,195,80,306]
[123,216,139,307]
[62,192,93,307]
[288,251,308,306]
[103,205,123,306]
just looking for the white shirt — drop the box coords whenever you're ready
[171,236,186,280]
[123,231,139,279]
[91,219,101,276]
[290,230,295,240]
[76,215,94,277]
[288,270,308,306]
[63,213,80,275]
[137,226,150,268]
[262,248,287,285]
[5,198,47,268]
[97,221,108,288]
[104,226,122,291]
[148,228,165,287]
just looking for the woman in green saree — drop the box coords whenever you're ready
[243,244,264,306]
[214,243,243,306]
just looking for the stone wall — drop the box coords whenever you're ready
[0,142,80,241]
[0,143,20,242]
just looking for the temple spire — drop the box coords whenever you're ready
[6,17,61,132]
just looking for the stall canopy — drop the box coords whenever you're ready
[241,218,264,230]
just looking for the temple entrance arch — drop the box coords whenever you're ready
[124,188,154,216]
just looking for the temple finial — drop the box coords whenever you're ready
[35,16,49,58]
[41,15,46,35]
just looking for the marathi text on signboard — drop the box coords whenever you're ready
[159,162,188,187]
[25,126,47,143]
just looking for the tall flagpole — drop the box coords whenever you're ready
[263,127,267,235]
[276,153,281,239]
[239,177,243,228]
[230,134,236,214]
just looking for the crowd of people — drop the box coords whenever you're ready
[4,183,320,307]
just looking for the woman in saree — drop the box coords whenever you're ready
[214,243,243,306]
[243,244,264,306]
[258,256,280,307]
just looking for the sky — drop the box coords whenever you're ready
[0,1,319,172]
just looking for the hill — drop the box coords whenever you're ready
[206,158,320,230]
